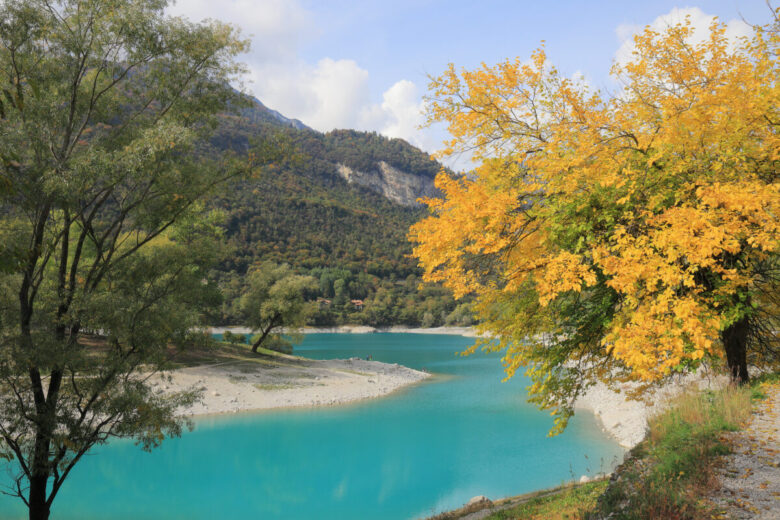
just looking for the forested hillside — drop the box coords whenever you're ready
[206,98,470,327]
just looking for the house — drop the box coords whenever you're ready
[350,299,364,311]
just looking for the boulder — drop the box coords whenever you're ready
[466,495,492,507]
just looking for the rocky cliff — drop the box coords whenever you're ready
[336,161,439,207]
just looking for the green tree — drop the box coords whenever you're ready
[240,262,317,353]
[0,1,249,518]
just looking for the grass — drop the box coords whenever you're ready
[585,375,776,520]
[424,480,609,520]
[254,383,296,391]
[164,338,301,369]
[486,480,608,520]
[749,371,780,401]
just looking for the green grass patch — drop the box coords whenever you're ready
[486,480,608,519]
[587,384,756,520]
[749,371,780,400]
[166,338,305,369]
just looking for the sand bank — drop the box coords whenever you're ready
[155,355,430,416]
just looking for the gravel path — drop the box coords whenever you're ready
[710,381,780,519]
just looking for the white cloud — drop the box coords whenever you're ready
[168,0,439,153]
[168,0,314,63]
[252,58,372,131]
[614,7,752,67]
[248,59,432,153]
[377,80,433,149]
[245,58,370,131]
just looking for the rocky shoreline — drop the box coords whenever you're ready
[156,355,431,416]
[574,370,730,448]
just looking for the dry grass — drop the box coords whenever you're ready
[648,384,752,444]
[589,382,758,520]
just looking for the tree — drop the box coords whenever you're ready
[410,15,779,433]
[0,1,251,518]
[239,262,317,353]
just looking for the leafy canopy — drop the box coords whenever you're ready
[410,15,779,432]
[0,0,250,514]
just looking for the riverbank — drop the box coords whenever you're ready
[207,326,728,449]
[208,324,702,448]
[208,325,481,337]
[155,348,430,416]
[430,375,778,520]
[574,370,730,448]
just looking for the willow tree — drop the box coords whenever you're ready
[411,16,779,433]
[0,1,251,518]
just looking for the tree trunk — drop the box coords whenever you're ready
[721,315,750,385]
[251,325,272,353]
[28,411,53,520]
[27,369,60,520]
[251,315,280,353]
[28,473,50,520]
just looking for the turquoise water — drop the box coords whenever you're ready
[0,334,623,519]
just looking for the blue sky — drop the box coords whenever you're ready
[169,0,775,158]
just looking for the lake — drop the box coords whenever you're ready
[0,333,624,519]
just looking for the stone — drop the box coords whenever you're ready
[466,495,492,506]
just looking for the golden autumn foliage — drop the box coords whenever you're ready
[410,15,780,433]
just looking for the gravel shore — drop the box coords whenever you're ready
[575,370,730,448]
[154,355,430,416]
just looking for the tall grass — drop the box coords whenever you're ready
[588,384,753,520]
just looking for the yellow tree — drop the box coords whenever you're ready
[410,15,779,432]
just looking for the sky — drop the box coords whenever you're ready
[167,0,775,161]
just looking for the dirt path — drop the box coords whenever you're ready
[709,381,780,519]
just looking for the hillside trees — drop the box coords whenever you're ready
[0,1,252,517]
[411,16,779,432]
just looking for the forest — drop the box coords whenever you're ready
[203,97,470,327]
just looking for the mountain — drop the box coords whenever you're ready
[213,96,440,206]
[207,96,470,328]
[253,99,310,131]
